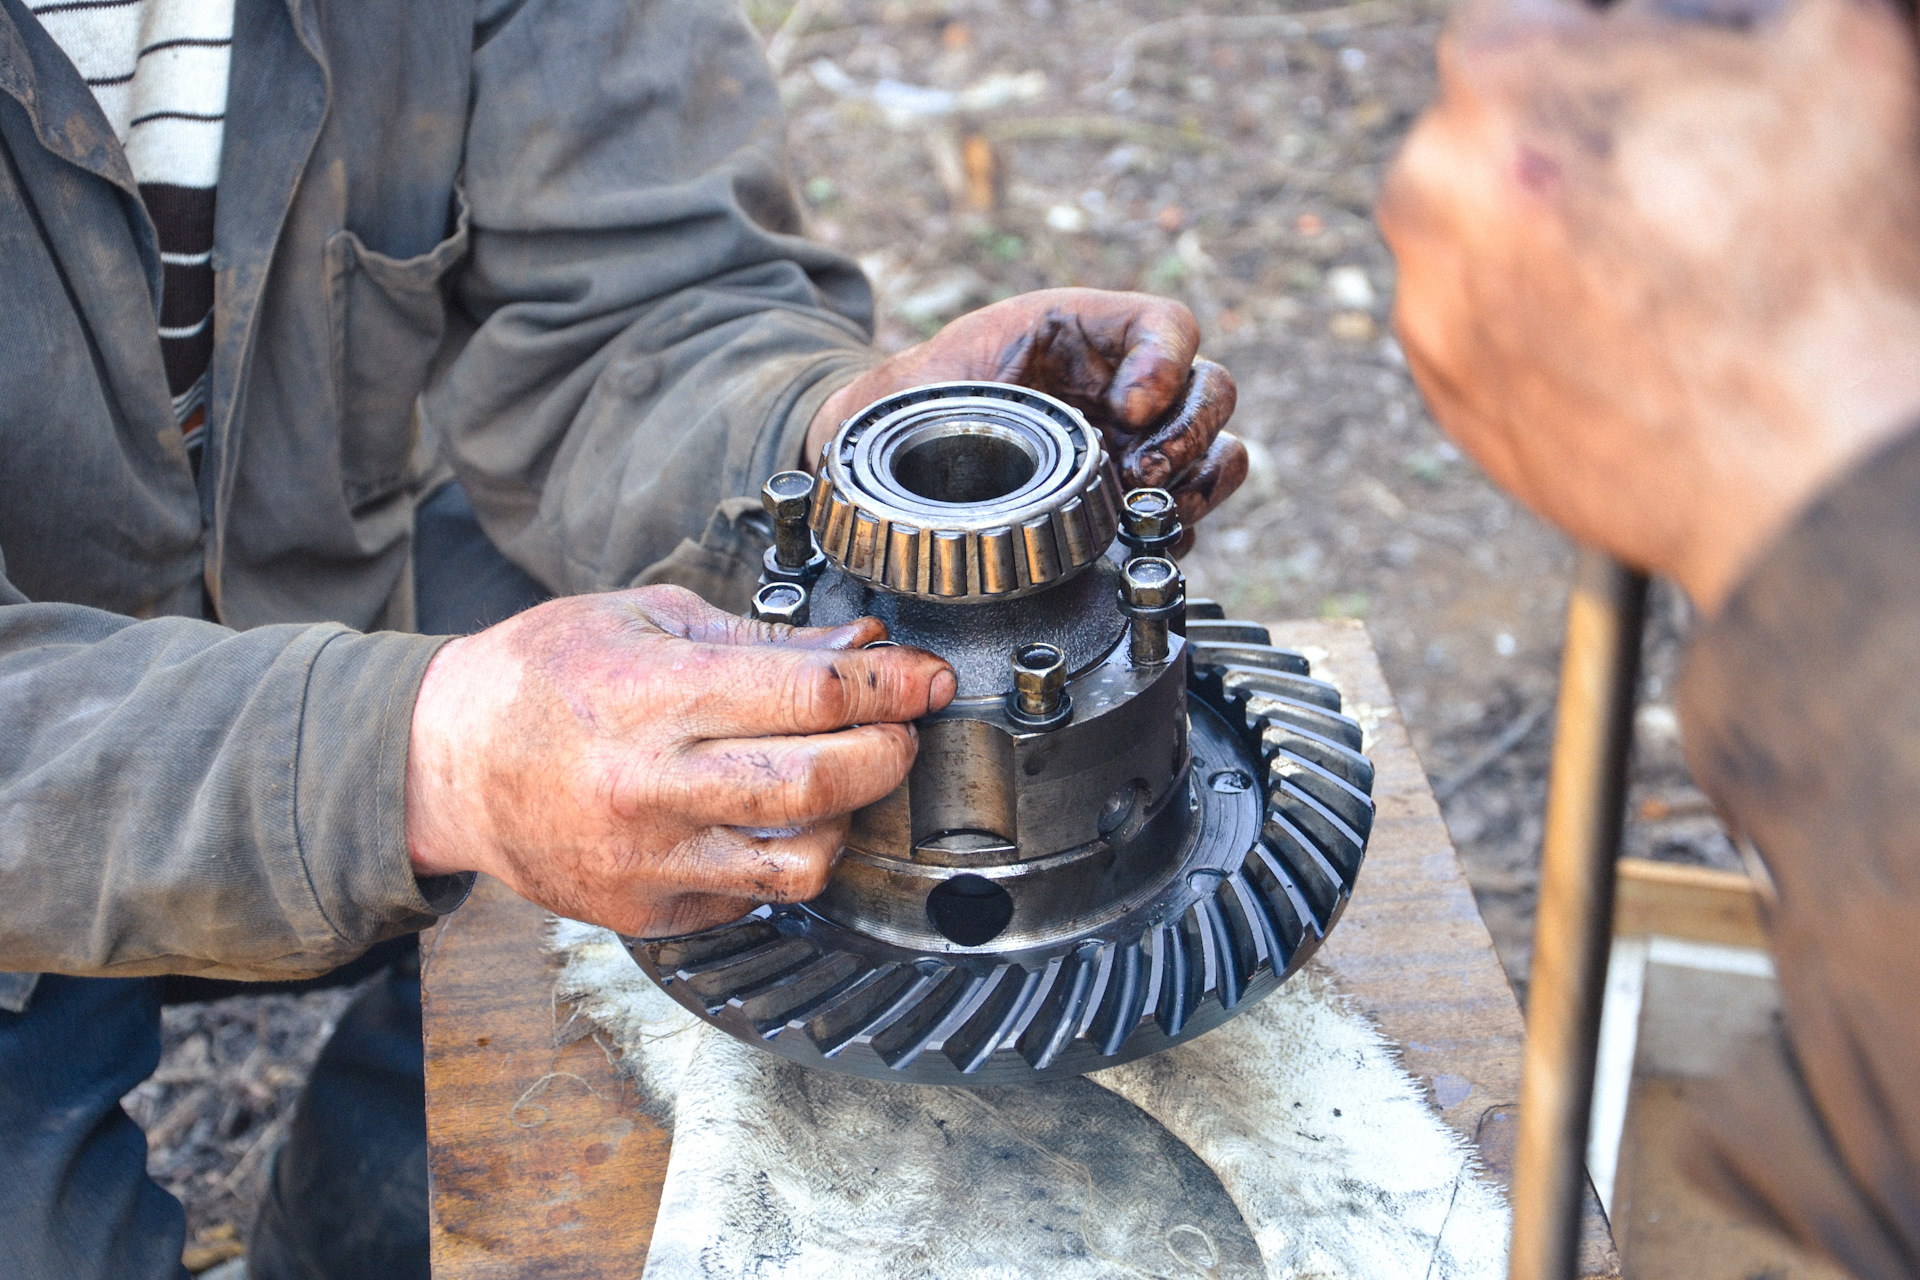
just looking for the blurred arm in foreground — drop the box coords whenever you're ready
[1379,0,1920,1274]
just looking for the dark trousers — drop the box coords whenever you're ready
[0,482,548,1280]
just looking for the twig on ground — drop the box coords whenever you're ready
[1085,3,1404,101]
[1433,700,1551,801]
[984,114,1232,154]
[219,1110,292,1196]
[765,0,825,77]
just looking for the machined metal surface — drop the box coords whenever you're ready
[626,382,1377,1084]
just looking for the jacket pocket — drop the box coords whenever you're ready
[325,189,470,508]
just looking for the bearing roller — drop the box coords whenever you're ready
[807,383,1124,602]
[635,382,1374,1084]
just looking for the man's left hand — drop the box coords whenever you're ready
[809,289,1246,556]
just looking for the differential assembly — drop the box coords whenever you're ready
[625,382,1376,1084]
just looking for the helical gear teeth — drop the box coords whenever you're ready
[1242,692,1365,751]
[1183,619,1275,645]
[736,951,869,1039]
[647,920,780,979]
[870,966,978,1070]
[683,938,818,1014]
[1270,779,1369,880]
[1224,869,1289,975]
[1196,889,1257,1011]
[1087,940,1150,1056]
[1154,917,1205,1038]
[1269,754,1377,841]
[946,964,1047,1074]
[1219,666,1346,713]
[1246,842,1320,950]
[804,963,928,1057]
[1188,641,1312,676]
[1261,723,1375,793]
[1018,948,1102,1071]
[1261,812,1349,924]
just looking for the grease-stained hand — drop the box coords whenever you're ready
[809,288,1247,555]
[1378,0,1920,613]
[405,586,956,937]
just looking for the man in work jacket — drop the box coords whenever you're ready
[0,1,1246,1276]
[1383,0,1920,1276]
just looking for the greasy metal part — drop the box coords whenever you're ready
[1119,486,1183,556]
[806,383,1123,603]
[1121,556,1184,666]
[751,580,810,627]
[764,470,819,571]
[1007,642,1071,728]
[1509,551,1648,1280]
[625,382,1376,1084]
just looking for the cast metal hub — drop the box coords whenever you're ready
[626,383,1375,1084]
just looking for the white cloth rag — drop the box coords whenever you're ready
[548,918,1511,1280]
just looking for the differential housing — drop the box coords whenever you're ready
[624,383,1375,1084]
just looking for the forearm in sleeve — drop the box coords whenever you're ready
[0,567,465,981]
[426,0,881,612]
[1678,423,1920,1280]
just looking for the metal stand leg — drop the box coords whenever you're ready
[1508,550,1649,1280]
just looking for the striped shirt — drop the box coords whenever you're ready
[28,0,234,471]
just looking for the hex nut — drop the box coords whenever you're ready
[762,470,815,522]
[1122,557,1181,609]
[1011,642,1067,717]
[752,581,810,626]
[1121,487,1177,539]
[764,470,821,571]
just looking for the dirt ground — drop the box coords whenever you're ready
[143,0,1736,1265]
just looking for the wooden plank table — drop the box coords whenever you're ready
[423,618,1619,1277]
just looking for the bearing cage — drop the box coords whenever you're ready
[809,383,1124,602]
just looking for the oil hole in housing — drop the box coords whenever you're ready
[926,873,1015,946]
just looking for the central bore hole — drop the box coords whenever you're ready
[926,873,1015,947]
[892,431,1038,504]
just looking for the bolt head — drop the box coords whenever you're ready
[1121,487,1177,538]
[763,470,815,523]
[1011,642,1067,710]
[1122,556,1181,608]
[752,581,810,625]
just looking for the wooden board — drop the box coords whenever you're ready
[1290,619,1618,1278]
[421,876,671,1279]
[425,618,1617,1277]
[1614,857,1765,950]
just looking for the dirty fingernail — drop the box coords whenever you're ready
[930,669,957,708]
[1136,449,1170,484]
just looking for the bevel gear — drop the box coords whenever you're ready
[625,383,1374,1084]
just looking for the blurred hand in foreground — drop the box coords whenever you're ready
[809,288,1247,556]
[1378,0,1920,612]
[405,586,955,937]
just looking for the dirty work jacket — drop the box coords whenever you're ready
[0,0,879,990]
[1677,423,1920,1280]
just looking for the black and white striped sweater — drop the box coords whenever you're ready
[28,0,233,470]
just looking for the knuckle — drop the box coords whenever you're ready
[773,751,837,820]
[789,657,853,725]
[761,843,836,902]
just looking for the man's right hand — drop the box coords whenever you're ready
[404,586,956,937]
[1377,0,1920,613]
